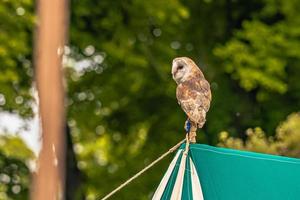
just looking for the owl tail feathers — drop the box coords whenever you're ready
[184,119,197,143]
[197,120,205,128]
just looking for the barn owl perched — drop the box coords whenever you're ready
[172,57,211,143]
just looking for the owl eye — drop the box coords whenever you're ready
[177,65,184,70]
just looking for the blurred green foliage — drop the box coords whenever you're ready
[0,0,34,118]
[219,112,300,157]
[0,135,34,200]
[0,0,300,199]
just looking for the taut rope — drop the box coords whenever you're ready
[98,138,187,200]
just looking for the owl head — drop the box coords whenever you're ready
[172,57,203,84]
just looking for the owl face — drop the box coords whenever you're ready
[172,57,193,84]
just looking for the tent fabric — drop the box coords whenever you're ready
[152,143,300,200]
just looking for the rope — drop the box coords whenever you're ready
[98,138,186,200]
[184,133,190,154]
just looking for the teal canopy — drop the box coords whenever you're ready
[152,143,300,200]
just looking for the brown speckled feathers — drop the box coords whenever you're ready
[176,77,211,128]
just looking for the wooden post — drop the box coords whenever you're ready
[32,0,68,199]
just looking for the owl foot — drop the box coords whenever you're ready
[189,131,197,143]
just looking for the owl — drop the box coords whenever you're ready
[172,57,211,143]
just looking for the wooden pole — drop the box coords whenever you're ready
[32,0,68,199]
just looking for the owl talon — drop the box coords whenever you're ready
[189,131,197,143]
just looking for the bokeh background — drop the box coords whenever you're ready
[1,0,300,199]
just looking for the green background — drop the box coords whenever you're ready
[1,0,300,199]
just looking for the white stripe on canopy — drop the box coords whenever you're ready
[190,157,204,200]
[152,149,205,200]
[170,151,187,200]
[152,149,182,200]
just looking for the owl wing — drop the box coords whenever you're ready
[176,78,211,128]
